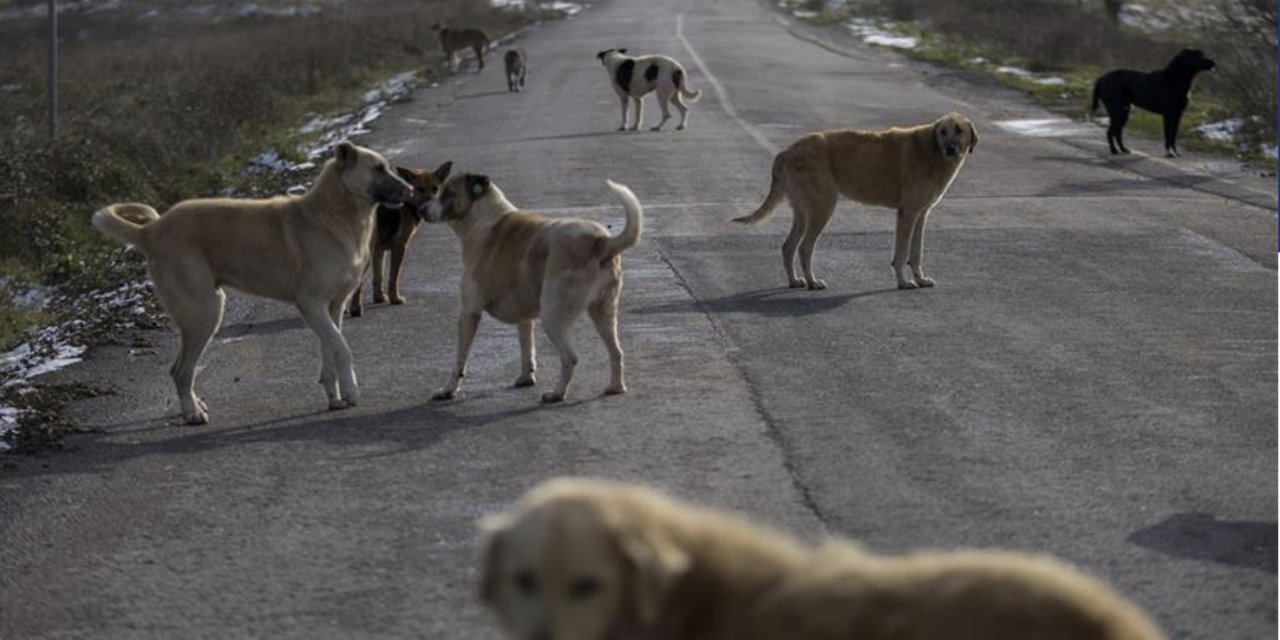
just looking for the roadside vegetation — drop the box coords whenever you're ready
[0,0,561,453]
[784,0,1277,165]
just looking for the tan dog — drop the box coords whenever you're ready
[596,49,702,131]
[348,162,452,317]
[92,142,412,424]
[479,478,1165,640]
[734,112,978,290]
[433,22,490,73]
[423,175,642,403]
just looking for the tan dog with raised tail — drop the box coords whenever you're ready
[423,175,642,403]
[479,478,1165,640]
[92,142,412,424]
[734,112,977,290]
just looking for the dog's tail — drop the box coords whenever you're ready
[1089,80,1100,116]
[91,203,160,249]
[673,68,702,102]
[600,180,643,263]
[732,153,786,225]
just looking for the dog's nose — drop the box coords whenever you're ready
[944,146,959,157]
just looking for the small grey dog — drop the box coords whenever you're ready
[504,49,527,92]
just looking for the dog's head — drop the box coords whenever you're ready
[479,479,691,640]
[595,48,628,65]
[391,162,452,219]
[332,141,415,208]
[931,112,978,159]
[1169,47,1216,75]
[423,173,495,223]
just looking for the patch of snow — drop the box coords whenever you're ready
[995,65,1034,79]
[793,9,818,18]
[1035,77,1066,86]
[845,18,918,49]
[1196,117,1244,142]
[1119,3,1174,32]
[969,57,988,65]
[1260,144,1277,159]
[492,0,585,15]
[993,118,1096,137]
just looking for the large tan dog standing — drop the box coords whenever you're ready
[423,175,643,403]
[92,142,412,424]
[479,478,1165,640]
[734,112,977,290]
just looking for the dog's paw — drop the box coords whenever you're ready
[196,397,209,413]
[788,278,808,289]
[390,294,406,305]
[650,125,664,132]
[807,279,827,291]
[603,384,626,396]
[897,280,920,290]
[183,410,209,426]
[1166,149,1180,158]
[541,391,565,404]
[617,126,628,132]
[431,389,459,402]
[349,306,363,318]
[328,398,351,411]
[513,374,537,388]
[915,276,936,288]
[372,291,387,304]
[676,124,686,131]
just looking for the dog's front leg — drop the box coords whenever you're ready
[630,96,644,131]
[617,94,630,131]
[907,208,935,288]
[388,246,407,304]
[892,208,920,289]
[433,309,482,401]
[371,248,387,304]
[1162,110,1183,157]
[514,319,537,387]
[300,300,358,409]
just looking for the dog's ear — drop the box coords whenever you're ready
[434,161,454,183]
[467,174,491,197]
[931,121,943,153]
[618,48,628,54]
[967,120,979,153]
[619,527,689,631]
[335,141,358,167]
[477,513,511,605]
[394,166,417,182]
[596,49,611,61]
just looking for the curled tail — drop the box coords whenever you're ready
[732,153,786,225]
[673,69,702,103]
[601,180,643,263]
[92,203,160,248]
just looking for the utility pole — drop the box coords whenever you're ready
[47,0,58,140]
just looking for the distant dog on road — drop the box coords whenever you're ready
[504,49,527,92]
[734,112,978,290]
[479,478,1166,640]
[348,162,453,317]
[1091,48,1216,157]
[424,175,643,403]
[596,48,701,131]
[433,23,490,73]
[92,142,412,424]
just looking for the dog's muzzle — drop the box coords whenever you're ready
[943,144,961,158]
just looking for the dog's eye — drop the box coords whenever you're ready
[568,578,601,600]
[514,571,537,595]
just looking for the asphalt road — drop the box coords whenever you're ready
[2,0,1276,637]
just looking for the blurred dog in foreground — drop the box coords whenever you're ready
[479,478,1165,640]
[92,142,412,424]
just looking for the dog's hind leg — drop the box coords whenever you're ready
[388,246,407,304]
[1106,105,1130,154]
[433,308,482,401]
[907,207,935,288]
[155,267,224,425]
[794,188,837,290]
[672,91,690,130]
[371,248,387,304]
[650,87,674,131]
[299,300,357,409]
[514,319,537,388]
[782,213,808,289]
[538,283,588,403]
[589,293,626,396]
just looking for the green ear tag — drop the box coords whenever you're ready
[471,183,484,196]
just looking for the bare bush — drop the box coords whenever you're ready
[1202,0,1277,144]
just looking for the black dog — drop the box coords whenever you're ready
[1091,48,1216,157]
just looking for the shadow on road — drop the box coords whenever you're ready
[633,286,897,318]
[218,317,306,339]
[1128,512,1277,574]
[511,130,630,144]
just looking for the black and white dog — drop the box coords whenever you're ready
[1091,48,1216,157]
[596,48,702,132]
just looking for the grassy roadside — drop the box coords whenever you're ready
[779,0,1277,168]
[0,0,569,454]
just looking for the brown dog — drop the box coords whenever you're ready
[432,22,490,73]
[734,112,977,290]
[423,176,642,403]
[92,142,411,424]
[479,478,1165,640]
[348,162,452,317]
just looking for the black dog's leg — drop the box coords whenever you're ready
[1163,109,1183,157]
[1107,105,1131,155]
